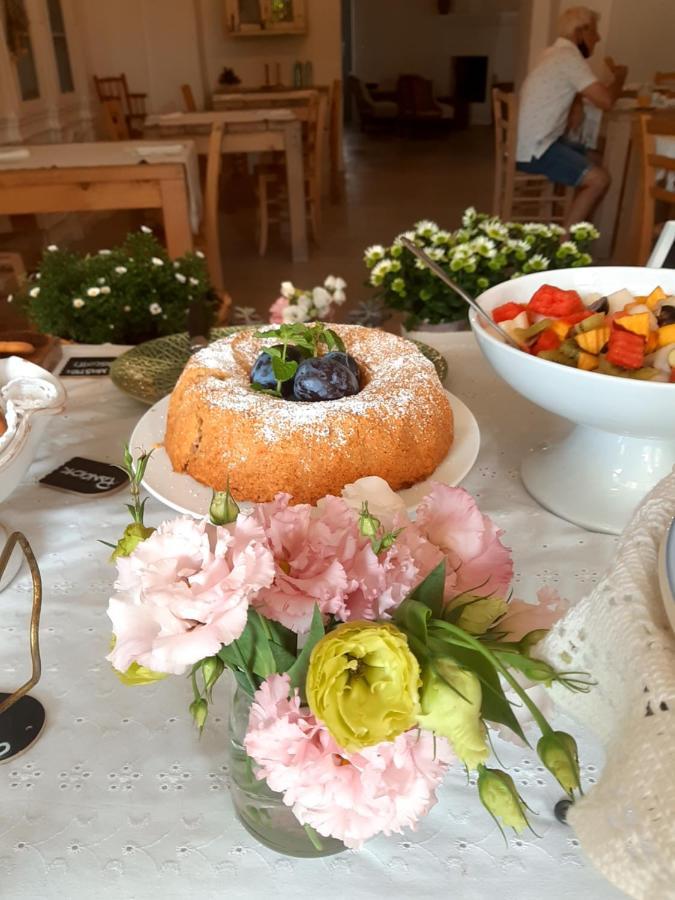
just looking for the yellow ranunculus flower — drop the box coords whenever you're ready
[416,659,489,769]
[115,660,167,686]
[306,621,421,751]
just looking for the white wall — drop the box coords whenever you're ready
[350,0,521,123]
[74,0,342,116]
[605,0,675,83]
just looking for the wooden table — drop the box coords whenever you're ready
[594,104,675,261]
[0,141,200,259]
[145,109,309,262]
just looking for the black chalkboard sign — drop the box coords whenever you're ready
[0,694,45,761]
[59,356,116,376]
[40,457,128,495]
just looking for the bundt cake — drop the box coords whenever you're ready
[164,324,453,504]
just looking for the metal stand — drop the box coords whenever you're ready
[0,532,44,762]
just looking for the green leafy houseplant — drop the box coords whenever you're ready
[16,229,213,344]
[364,210,599,330]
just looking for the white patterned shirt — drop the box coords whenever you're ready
[516,38,598,162]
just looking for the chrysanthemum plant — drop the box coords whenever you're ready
[365,210,599,330]
[16,228,213,344]
[107,451,592,849]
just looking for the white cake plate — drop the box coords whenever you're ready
[129,390,480,518]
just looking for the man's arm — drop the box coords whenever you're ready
[582,58,628,111]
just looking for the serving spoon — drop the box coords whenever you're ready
[399,237,524,350]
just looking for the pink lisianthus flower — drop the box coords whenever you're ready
[245,674,453,849]
[269,296,289,324]
[250,494,388,630]
[414,483,513,603]
[107,515,275,676]
[500,586,570,642]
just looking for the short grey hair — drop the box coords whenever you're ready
[558,6,600,39]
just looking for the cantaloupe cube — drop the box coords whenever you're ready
[645,286,666,310]
[550,320,572,340]
[577,351,599,371]
[575,326,611,354]
[646,330,660,353]
[615,312,651,338]
[658,323,675,347]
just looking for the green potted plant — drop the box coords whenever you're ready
[364,209,598,352]
[15,228,220,345]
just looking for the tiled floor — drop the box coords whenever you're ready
[0,126,495,329]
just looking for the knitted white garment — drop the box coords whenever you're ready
[541,470,675,900]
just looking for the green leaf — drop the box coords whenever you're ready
[408,561,446,617]
[250,383,281,397]
[243,609,278,680]
[393,598,431,646]
[324,328,346,352]
[271,355,298,382]
[287,605,324,698]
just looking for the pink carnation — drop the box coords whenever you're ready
[107,515,275,675]
[245,674,453,849]
[269,296,289,324]
[414,483,513,602]
[500,586,570,642]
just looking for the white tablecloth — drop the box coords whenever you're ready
[0,334,627,900]
[0,141,202,233]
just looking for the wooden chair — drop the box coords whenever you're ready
[181,83,197,112]
[255,90,327,255]
[636,113,675,264]
[492,88,572,223]
[347,75,398,132]
[93,74,147,136]
[654,72,675,87]
[329,78,343,202]
[100,97,130,141]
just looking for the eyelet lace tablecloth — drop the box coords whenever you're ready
[0,334,631,900]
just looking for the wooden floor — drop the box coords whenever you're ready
[0,126,496,329]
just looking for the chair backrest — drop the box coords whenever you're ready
[94,74,129,109]
[492,88,518,218]
[181,83,197,112]
[654,72,675,86]
[347,75,373,117]
[636,112,675,264]
[397,74,438,117]
[101,97,130,140]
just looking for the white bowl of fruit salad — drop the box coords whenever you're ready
[470,267,675,534]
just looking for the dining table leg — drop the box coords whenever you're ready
[283,120,309,263]
[159,174,194,258]
[593,115,632,259]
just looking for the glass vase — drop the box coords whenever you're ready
[226,684,345,858]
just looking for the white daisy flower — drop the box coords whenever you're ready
[99,249,111,256]
[189,277,199,286]
[415,219,439,237]
[101,286,111,294]
[29,286,40,298]
[480,219,509,241]
[72,298,85,309]
[6,294,12,303]
[280,281,295,299]
[195,250,205,259]
[471,236,497,257]
[173,261,180,269]
[87,287,100,297]
[175,272,187,284]
[123,305,131,312]
[527,254,550,271]
[426,247,445,262]
[97,277,106,285]
[557,241,579,255]
[140,225,153,234]
[35,273,41,279]
[151,257,164,267]
[149,302,162,315]
[462,207,478,227]
[432,229,451,244]
[114,266,127,275]
[46,244,58,252]
[364,244,385,266]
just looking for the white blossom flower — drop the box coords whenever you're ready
[6,294,12,303]
[140,225,153,234]
[548,223,566,237]
[46,244,58,252]
[97,277,106,285]
[99,249,111,256]
[470,236,497,258]
[149,302,162,315]
[333,288,346,304]
[189,277,199,286]
[195,250,205,259]
[297,293,313,313]
[415,219,439,238]
[333,276,346,291]
[364,244,385,266]
[312,286,331,313]
[557,241,580,255]
[101,286,111,294]
[72,298,85,309]
[151,257,164,267]
[87,287,101,297]
[123,305,131,312]
[324,275,337,290]
[281,303,306,324]
[426,247,445,262]
[462,207,478,227]
[480,219,509,241]
[114,266,127,275]
[173,261,180,269]
[526,254,550,271]
[35,273,41,279]
[175,272,187,284]
[29,286,40,298]
[109,324,114,329]
[280,280,295,299]
[432,229,451,245]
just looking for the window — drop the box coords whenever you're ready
[4,0,40,100]
[46,0,74,93]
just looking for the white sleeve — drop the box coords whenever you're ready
[566,51,598,93]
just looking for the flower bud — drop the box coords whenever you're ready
[189,697,209,731]
[110,522,155,561]
[477,766,529,832]
[210,485,239,525]
[454,596,509,635]
[202,655,224,691]
[537,731,580,796]
[358,502,380,539]
[518,629,549,655]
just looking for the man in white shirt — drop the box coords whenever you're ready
[516,6,627,227]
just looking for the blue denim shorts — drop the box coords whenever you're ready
[517,137,591,187]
